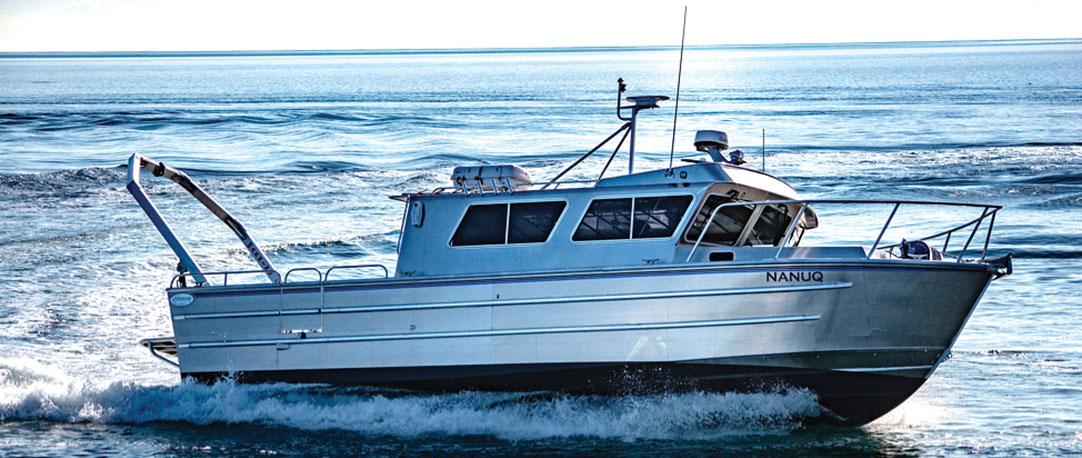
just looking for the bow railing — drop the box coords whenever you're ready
[686,199,1003,263]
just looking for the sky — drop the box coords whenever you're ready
[0,0,1079,52]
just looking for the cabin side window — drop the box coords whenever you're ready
[451,202,566,246]
[451,204,507,246]
[684,194,753,246]
[574,196,692,241]
[509,201,566,243]
[633,195,694,238]
[573,198,630,241]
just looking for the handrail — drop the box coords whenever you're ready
[879,215,983,250]
[171,269,282,288]
[775,204,808,260]
[171,263,393,289]
[876,207,1002,261]
[686,202,731,262]
[325,264,390,281]
[957,207,990,263]
[867,203,900,259]
[410,179,601,197]
[685,199,1002,264]
[982,211,997,260]
[698,198,1001,210]
[140,338,179,368]
[284,267,323,283]
[166,263,391,288]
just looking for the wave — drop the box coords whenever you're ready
[987,249,1082,260]
[990,249,1082,260]
[1028,193,1082,209]
[996,233,1082,248]
[259,235,392,258]
[0,358,820,440]
[0,167,126,198]
[985,233,1082,259]
[0,110,458,133]
[0,163,412,203]
[3,140,1078,202]
[1014,171,1082,185]
[280,160,373,174]
[765,141,1082,154]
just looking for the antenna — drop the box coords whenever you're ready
[762,129,766,172]
[668,6,688,174]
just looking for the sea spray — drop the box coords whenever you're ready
[0,358,819,440]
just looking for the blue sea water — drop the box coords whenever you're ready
[1,39,1081,456]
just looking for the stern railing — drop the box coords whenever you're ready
[167,263,392,338]
[170,263,390,289]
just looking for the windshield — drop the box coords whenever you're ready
[684,194,798,247]
[684,194,751,246]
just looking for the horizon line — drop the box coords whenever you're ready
[1,37,1079,58]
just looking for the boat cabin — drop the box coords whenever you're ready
[392,161,820,278]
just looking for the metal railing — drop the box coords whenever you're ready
[283,267,322,283]
[169,263,393,337]
[415,179,600,197]
[685,199,1002,263]
[170,263,391,289]
[170,269,282,288]
[325,264,390,281]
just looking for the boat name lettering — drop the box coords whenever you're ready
[766,271,823,282]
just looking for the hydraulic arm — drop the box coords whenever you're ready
[126,153,281,285]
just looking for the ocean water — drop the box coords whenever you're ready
[1,39,1081,456]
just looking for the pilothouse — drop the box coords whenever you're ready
[128,78,1011,426]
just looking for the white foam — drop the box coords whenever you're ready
[0,358,821,440]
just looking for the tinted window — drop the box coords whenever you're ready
[509,202,566,243]
[633,196,693,238]
[747,205,793,246]
[685,194,753,246]
[573,199,631,241]
[451,204,506,246]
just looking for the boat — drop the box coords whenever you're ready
[129,79,1012,425]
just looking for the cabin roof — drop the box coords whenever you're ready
[392,162,800,202]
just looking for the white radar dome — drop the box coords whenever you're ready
[694,130,729,163]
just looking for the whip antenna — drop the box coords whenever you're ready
[762,129,766,172]
[668,6,688,173]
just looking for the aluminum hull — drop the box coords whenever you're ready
[165,259,994,425]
